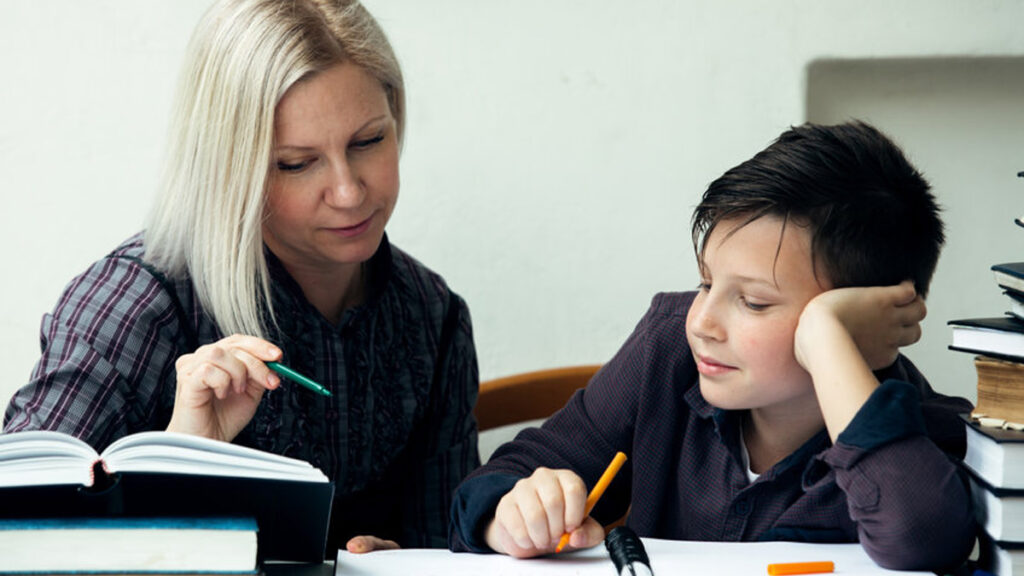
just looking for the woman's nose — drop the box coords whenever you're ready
[324,160,365,207]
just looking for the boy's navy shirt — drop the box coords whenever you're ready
[449,291,975,571]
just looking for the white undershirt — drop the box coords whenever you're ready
[739,432,761,483]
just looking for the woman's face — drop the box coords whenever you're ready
[263,61,399,277]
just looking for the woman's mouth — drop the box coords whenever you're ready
[327,215,373,238]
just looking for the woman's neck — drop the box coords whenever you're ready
[280,260,366,325]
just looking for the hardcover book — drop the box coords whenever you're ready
[0,430,334,562]
[1005,290,1024,322]
[994,263,1024,295]
[0,516,257,574]
[963,414,1024,490]
[948,316,1024,363]
[970,474,1024,543]
[980,532,1024,576]
[973,356,1024,425]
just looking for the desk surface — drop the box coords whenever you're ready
[332,539,934,576]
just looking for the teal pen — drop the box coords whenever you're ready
[266,362,332,397]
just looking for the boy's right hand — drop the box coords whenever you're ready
[484,467,605,558]
[167,334,283,442]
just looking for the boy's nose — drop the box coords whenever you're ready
[690,297,725,342]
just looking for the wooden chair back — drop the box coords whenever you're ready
[474,365,601,431]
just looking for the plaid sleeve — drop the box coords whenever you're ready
[4,255,190,452]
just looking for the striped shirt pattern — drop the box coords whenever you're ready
[5,233,480,551]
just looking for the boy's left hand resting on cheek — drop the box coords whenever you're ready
[793,280,925,440]
[795,280,923,371]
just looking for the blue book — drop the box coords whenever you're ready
[0,516,257,573]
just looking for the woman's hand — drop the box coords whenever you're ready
[167,334,283,442]
[345,536,400,554]
[484,467,604,558]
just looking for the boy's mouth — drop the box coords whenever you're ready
[695,354,737,376]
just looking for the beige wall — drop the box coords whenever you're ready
[2,2,1023,433]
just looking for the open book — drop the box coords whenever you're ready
[0,430,334,562]
[0,430,328,487]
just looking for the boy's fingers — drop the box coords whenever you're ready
[519,493,554,550]
[567,518,605,551]
[499,501,533,551]
[557,471,588,532]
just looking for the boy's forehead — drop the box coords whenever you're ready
[699,215,828,289]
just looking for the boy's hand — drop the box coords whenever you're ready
[484,467,604,558]
[795,280,924,373]
[795,281,924,440]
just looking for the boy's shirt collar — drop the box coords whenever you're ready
[684,370,831,483]
[684,354,926,484]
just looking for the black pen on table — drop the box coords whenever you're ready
[266,362,332,397]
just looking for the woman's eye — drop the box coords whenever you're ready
[697,282,711,292]
[277,160,312,172]
[351,134,385,149]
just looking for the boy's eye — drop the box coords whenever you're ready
[697,281,711,292]
[742,298,769,311]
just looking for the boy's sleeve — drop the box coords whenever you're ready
[448,295,677,552]
[822,377,975,571]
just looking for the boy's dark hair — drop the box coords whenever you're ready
[691,121,944,297]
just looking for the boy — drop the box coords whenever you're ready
[449,122,974,571]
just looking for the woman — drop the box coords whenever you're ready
[3,0,479,554]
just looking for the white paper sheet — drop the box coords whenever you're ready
[335,539,932,576]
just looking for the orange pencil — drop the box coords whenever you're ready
[767,561,835,575]
[555,451,628,553]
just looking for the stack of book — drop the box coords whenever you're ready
[0,430,334,573]
[949,261,1024,427]
[949,172,1024,576]
[962,416,1024,576]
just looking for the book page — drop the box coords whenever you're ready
[0,431,97,487]
[335,539,931,576]
[103,431,328,482]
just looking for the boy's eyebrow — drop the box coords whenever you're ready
[729,274,780,291]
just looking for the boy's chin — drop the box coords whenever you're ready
[698,377,752,410]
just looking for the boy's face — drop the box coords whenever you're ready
[686,215,831,415]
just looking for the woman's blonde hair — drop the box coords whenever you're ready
[144,0,405,340]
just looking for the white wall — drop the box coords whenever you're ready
[2,1,1023,416]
